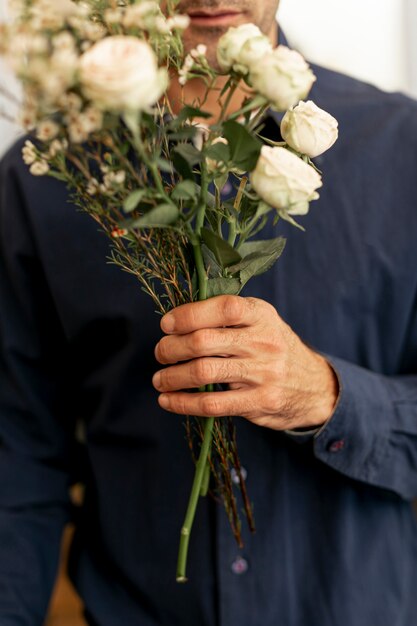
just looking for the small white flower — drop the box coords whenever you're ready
[281,100,339,158]
[22,140,37,165]
[196,44,207,56]
[122,1,159,27]
[190,44,207,60]
[68,121,88,143]
[48,139,67,158]
[166,14,190,31]
[19,107,37,131]
[113,170,126,185]
[154,16,171,34]
[81,107,103,133]
[51,48,78,79]
[104,8,123,24]
[30,35,49,54]
[179,46,206,85]
[64,93,83,112]
[36,120,60,142]
[40,75,67,100]
[82,22,107,42]
[87,177,100,195]
[103,170,126,188]
[29,160,50,176]
[53,31,76,50]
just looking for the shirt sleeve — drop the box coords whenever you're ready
[0,150,76,624]
[288,354,417,501]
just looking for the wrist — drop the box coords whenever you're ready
[313,354,339,425]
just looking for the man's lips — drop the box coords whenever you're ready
[187,9,243,26]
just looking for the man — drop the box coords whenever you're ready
[0,2,417,625]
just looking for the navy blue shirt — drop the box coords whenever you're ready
[1,62,417,626]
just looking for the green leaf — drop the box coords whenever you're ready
[132,203,179,228]
[176,105,212,123]
[123,189,147,213]
[171,180,198,201]
[173,143,202,166]
[168,128,199,141]
[48,171,69,182]
[238,237,285,258]
[172,144,202,180]
[207,277,242,298]
[205,142,230,163]
[156,157,174,173]
[172,151,194,180]
[201,227,241,269]
[202,245,223,278]
[229,237,286,286]
[222,120,262,172]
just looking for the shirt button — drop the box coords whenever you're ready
[328,439,345,452]
[230,466,247,485]
[231,556,249,575]
[221,180,233,196]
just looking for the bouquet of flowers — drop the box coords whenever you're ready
[0,0,338,581]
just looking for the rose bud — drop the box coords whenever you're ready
[281,100,338,158]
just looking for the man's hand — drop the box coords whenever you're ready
[152,296,338,431]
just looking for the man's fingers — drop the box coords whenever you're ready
[157,388,256,418]
[160,295,268,335]
[155,327,253,364]
[153,357,254,391]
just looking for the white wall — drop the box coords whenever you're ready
[279,0,410,95]
[0,0,22,157]
[0,0,416,158]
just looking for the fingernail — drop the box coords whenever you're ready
[162,313,175,333]
[152,371,161,389]
[159,394,171,409]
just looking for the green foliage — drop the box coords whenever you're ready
[207,277,242,298]
[171,180,199,202]
[222,120,262,172]
[204,237,286,296]
[205,141,231,163]
[228,237,286,287]
[175,106,212,124]
[123,189,148,213]
[129,203,179,228]
[172,144,202,180]
[201,228,241,269]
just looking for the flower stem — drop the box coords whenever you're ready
[176,164,215,582]
[176,414,215,582]
[199,428,212,496]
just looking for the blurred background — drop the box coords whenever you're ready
[0,0,416,624]
[1,0,417,158]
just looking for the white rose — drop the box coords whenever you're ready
[217,24,272,74]
[249,46,316,111]
[250,146,322,217]
[281,100,338,158]
[79,36,168,112]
